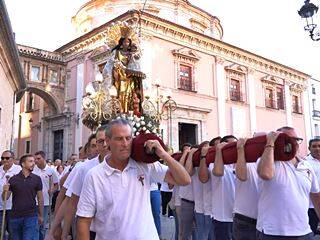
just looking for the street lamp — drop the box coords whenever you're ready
[298,0,320,41]
[82,72,121,130]
[142,84,177,146]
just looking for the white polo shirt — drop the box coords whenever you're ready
[160,182,172,192]
[33,164,59,206]
[179,179,194,202]
[209,163,235,222]
[257,159,319,236]
[192,168,204,214]
[202,179,212,216]
[172,186,181,207]
[150,182,159,191]
[306,155,320,208]
[234,162,259,219]
[68,156,100,197]
[0,164,21,210]
[77,158,168,240]
[63,161,90,197]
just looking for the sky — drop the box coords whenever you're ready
[5,0,320,79]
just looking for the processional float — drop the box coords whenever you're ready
[81,21,297,164]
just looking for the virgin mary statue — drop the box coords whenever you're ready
[103,22,144,113]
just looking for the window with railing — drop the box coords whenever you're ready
[276,87,285,110]
[292,95,302,114]
[265,88,276,108]
[230,79,243,102]
[179,64,194,91]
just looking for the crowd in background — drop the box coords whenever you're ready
[0,121,320,240]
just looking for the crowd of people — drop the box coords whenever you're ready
[0,119,320,240]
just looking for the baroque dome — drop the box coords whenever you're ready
[72,0,223,39]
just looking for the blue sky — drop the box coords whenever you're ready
[5,0,320,79]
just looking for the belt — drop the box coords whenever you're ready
[181,198,195,204]
[234,213,257,225]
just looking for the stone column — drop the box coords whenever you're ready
[75,57,85,154]
[285,81,292,127]
[216,57,226,136]
[37,100,44,150]
[248,69,257,135]
[303,86,312,141]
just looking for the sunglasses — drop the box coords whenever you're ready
[1,157,11,161]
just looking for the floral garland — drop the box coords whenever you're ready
[117,113,160,136]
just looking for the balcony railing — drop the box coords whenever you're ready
[292,105,303,114]
[313,110,320,118]
[265,99,277,109]
[179,78,196,92]
[230,90,245,102]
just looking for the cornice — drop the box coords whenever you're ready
[225,63,247,74]
[261,75,283,86]
[172,48,200,64]
[17,44,66,65]
[57,10,310,84]
[0,1,26,94]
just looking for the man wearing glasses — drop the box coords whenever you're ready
[257,126,320,240]
[0,150,21,240]
[60,126,109,240]
[306,137,320,235]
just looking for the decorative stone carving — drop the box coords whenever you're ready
[289,83,306,94]
[172,48,200,64]
[261,75,284,87]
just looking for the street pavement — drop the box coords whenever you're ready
[160,215,175,240]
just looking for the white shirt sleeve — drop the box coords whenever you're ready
[148,162,168,183]
[76,171,96,218]
[63,166,79,190]
[310,167,320,193]
[69,167,84,197]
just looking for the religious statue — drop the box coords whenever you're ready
[103,22,145,113]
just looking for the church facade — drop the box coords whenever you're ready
[15,0,311,160]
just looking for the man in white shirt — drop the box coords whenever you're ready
[0,150,21,240]
[76,118,191,240]
[45,134,99,240]
[211,135,237,240]
[178,145,196,240]
[233,138,259,240]
[60,127,108,240]
[306,137,320,235]
[34,151,59,240]
[257,127,320,239]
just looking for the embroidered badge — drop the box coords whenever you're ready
[138,174,145,186]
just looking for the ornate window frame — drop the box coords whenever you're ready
[225,64,247,103]
[172,48,200,92]
[261,75,285,110]
[290,83,305,114]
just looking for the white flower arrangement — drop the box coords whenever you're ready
[117,113,160,137]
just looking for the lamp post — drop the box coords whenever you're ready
[82,72,121,130]
[142,84,177,146]
[298,0,320,41]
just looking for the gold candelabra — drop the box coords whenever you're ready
[141,84,177,146]
[82,73,121,130]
